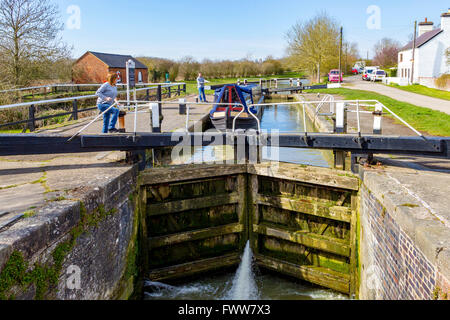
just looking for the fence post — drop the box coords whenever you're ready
[146,89,150,101]
[334,102,347,170]
[177,85,181,96]
[28,105,36,132]
[72,99,78,121]
[183,84,186,95]
[168,86,171,98]
[157,85,163,126]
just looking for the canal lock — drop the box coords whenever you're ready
[136,162,360,299]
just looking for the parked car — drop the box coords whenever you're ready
[352,67,364,75]
[371,70,387,82]
[328,69,343,83]
[362,67,378,81]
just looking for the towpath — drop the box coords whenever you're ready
[344,76,450,115]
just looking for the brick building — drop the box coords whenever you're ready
[72,51,148,84]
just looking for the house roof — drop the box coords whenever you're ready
[400,28,443,51]
[87,51,148,69]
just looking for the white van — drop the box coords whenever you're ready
[362,67,379,81]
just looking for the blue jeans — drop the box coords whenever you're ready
[198,87,206,102]
[97,103,119,133]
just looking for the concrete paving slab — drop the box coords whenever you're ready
[0,183,45,215]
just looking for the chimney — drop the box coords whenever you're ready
[442,8,450,31]
[418,18,433,36]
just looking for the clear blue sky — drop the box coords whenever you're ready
[56,0,449,61]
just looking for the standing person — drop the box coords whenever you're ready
[96,73,121,133]
[197,73,209,103]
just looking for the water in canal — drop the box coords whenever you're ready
[174,96,332,168]
[147,97,346,301]
[145,242,347,300]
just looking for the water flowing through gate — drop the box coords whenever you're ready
[138,162,359,296]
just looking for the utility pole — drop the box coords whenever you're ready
[339,27,343,83]
[411,21,417,84]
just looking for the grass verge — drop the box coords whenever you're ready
[388,84,450,101]
[305,88,450,136]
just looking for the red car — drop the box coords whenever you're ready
[328,69,343,82]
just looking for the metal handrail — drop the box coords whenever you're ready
[67,102,119,141]
[247,100,425,139]
[115,100,247,133]
[0,82,186,94]
[0,83,184,111]
[231,104,260,133]
[315,95,335,117]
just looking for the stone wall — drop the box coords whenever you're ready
[359,169,450,300]
[0,165,140,300]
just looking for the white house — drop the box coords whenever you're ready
[397,9,450,88]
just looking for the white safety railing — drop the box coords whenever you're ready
[67,98,428,146]
[246,100,426,140]
[67,100,249,142]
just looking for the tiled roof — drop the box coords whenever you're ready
[88,51,148,69]
[400,28,443,51]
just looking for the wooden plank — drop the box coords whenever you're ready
[148,253,241,282]
[254,223,351,257]
[148,223,244,249]
[248,163,359,191]
[237,174,248,250]
[257,194,352,223]
[139,164,247,186]
[139,186,150,272]
[249,174,259,254]
[147,192,239,216]
[255,254,350,294]
[349,194,359,298]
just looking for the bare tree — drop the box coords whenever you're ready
[0,0,69,86]
[286,12,340,83]
[373,38,401,68]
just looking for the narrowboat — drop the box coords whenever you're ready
[209,84,265,131]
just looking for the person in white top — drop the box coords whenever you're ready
[196,73,209,102]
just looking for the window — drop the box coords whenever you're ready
[400,54,403,62]
[138,71,143,83]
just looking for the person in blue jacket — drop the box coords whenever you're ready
[197,73,209,103]
[96,73,121,133]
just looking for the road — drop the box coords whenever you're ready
[343,75,450,115]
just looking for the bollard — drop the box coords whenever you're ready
[373,103,383,135]
[179,98,187,115]
[334,102,347,170]
[244,79,248,85]
[150,103,161,133]
[118,111,127,133]
[237,79,241,86]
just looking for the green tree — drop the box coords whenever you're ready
[286,12,340,83]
